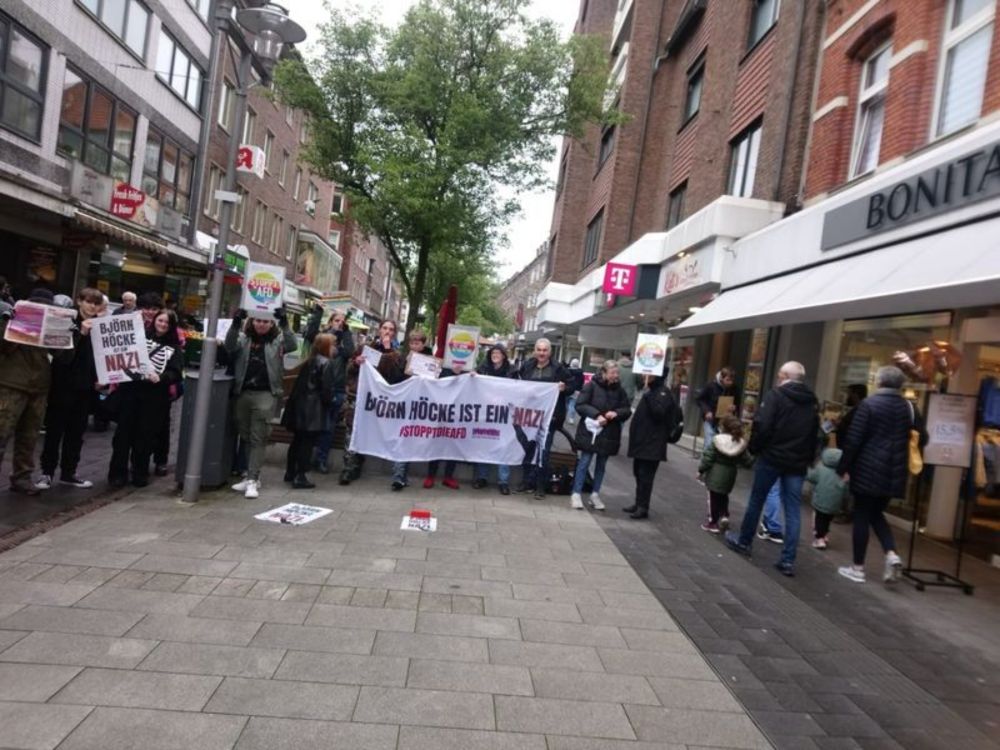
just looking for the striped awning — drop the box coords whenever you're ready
[73,210,169,255]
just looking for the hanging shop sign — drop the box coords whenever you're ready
[241,261,286,318]
[110,183,146,220]
[602,262,638,296]
[236,145,266,178]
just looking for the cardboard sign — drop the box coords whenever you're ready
[361,346,383,368]
[401,509,437,532]
[406,352,442,379]
[443,324,479,370]
[632,333,668,376]
[255,503,333,525]
[3,301,77,349]
[91,312,153,385]
[242,261,285,319]
[716,395,735,419]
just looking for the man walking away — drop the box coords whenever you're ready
[726,361,818,576]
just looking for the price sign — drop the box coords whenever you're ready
[923,393,976,468]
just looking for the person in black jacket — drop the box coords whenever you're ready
[282,333,341,489]
[835,366,922,584]
[37,288,104,490]
[834,383,868,450]
[304,305,355,474]
[625,375,678,519]
[392,329,435,491]
[726,361,818,576]
[696,367,739,445]
[569,360,631,511]
[473,344,514,494]
[514,338,574,499]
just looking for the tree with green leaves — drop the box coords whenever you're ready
[274,0,611,334]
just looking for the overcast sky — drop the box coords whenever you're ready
[285,0,580,280]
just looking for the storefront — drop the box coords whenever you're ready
[0,193,75,297]
[674,120,1000,564]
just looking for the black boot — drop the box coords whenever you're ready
[630,507,649,520]
[293,474,315,489]
[622,504,637,514]
[283,472,295,483]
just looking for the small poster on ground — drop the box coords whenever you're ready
[241,261,285,319]
[254,503,333,525]
[443,324,480,370]
[91,312,153,385]
[3,301,77,349]
[632,333,669,376]
[401,509,436,532]
[406,352,442,379]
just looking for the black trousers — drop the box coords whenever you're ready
[633,458,660,509]
[40,392,90,478]
[154,408,171,466]
[428,460,457,478]
[851,493,896,565]
[109,386,169,483]
[286,431,318,477]
[708,490,729,524]
[814,510,834,539]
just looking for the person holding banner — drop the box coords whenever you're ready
[391,329,435,491]
[108,310,184,488]
[473,344,515,494]
[226,307,297,499]
[569,360,632,511]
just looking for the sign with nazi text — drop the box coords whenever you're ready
[91,312,153,385]
[351,363,558,464]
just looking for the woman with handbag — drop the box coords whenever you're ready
[282,333,341,489]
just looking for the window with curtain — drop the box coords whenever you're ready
[582,210,604,269]
[58,66,135,183]
[850,43,891,178]
[936,0,994,136]
[0,15,47,140]
[728,120,762,198]
[76,0,149,57]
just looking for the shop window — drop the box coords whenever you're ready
[582,209,603,269]
[142,127,193,214]
[0,15,47,141]
[251,199,267,243]
[683,56,704,125]
[934,0,995,136]
[58,67,135,183]
[286,225,297,260]
[76,0,149,58]
[728,120,761,198]
[263,130,275,172]
[279,150,289,186]
[850,43,891,178]
[667,182,686,228]
[217,80,235,131]
[243,107,256,145]
[747,0,779,50]
[597,125,615,170]
[156,30,203,111]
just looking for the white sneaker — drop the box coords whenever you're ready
[570,492,584,510]
[231,478,249,493]
[884,551,902,583]
[35,474,52,490]
[838,566,866,583]
[244,479,259,499]
[589,492,605,511]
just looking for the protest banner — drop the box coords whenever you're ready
[3,301,77,349]
[443,324,480,370]
[632,333,669,376]
[254,503,333,526]
[241,261,285,318]
[352,363,558,464]
[406,352,442,379]
[91,312,153,385]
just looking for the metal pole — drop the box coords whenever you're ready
[181,49,253,504]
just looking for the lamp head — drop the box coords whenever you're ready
[236,2,306,65]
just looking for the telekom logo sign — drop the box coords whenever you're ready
[602,262,637,296]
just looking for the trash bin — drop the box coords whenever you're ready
[175,370,235,488]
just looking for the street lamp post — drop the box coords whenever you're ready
[181,1,305,505]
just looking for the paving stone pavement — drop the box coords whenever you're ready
[0,450,773,750]
[592,445,1000,750]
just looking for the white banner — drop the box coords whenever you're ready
[242,261,285,319]
[632,333,669,376]
[352,363,558,464]
[92,312,153,385]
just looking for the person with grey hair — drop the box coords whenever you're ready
[835,365,922,584]
[726,361,819,576]
[114,291,137,316]
[570,359,631,510]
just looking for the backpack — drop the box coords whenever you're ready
[665,390,684,444]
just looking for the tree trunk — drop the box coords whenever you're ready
[405,243,431,336]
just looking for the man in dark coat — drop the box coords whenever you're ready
[569,360,631,511]
[726,361,818,576]
[625,375,677,519]
[514,338,574,499]
[836,366,922,585]
[696,367,739,445]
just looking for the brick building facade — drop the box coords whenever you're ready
[497,241,549,333]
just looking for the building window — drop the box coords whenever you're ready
[555,153,568,196]
[77,0,149,58]
[328,228,341,250]
[0,16,46,141]
[269,214,283,254]
[597,126,615,170]
[299,117,309,143]
[748,0,779,49]
[242,107,256,144]
[231,185,248,233]
[278,150,289,186]
[667,182,686,228]
[683,57,704,124]
[217,80,234,131]
[292,168,302,201]
[262,130,275,172]
[286,225,297,260]
[251,200,267,243]
[582,210,603,268]
[58,67,135,183]
[728,120,762,198]
[331,188,345,215]
[306,181,319,214]
[935,0,995,136]
[141,128,193,213]
[155,30,203,110]
[186,0,209,21]
[850,43,891,178]
[285,104,294,126]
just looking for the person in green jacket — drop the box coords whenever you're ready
[806,447,847,550]
[698,415,754,533]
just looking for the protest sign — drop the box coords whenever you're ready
[361,346,383,367]
[202,318,233,342]
[632,333,669,376]
[241,261,285,319]
[443,324,480,370]
[91,313,153,385]
[401,509,437,532]
[406,352,442,379]
[254,503,333,526]
[3,301,77,349]
[352,364,558,464]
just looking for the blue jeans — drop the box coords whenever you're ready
[475,463,511,485]
[314,392,346,464]
[737,458,803,567]
[703,420,716,446]
[566,396,577,424]
[572,451,607,494]
[762,481,783,534]
[392,462,409,485]
[523,428,556,491]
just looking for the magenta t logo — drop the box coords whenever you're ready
[602,262,637,296]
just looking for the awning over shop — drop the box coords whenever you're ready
[73,210,169,255]
[671,217,1000,337]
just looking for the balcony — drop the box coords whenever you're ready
[610,0,634,54]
